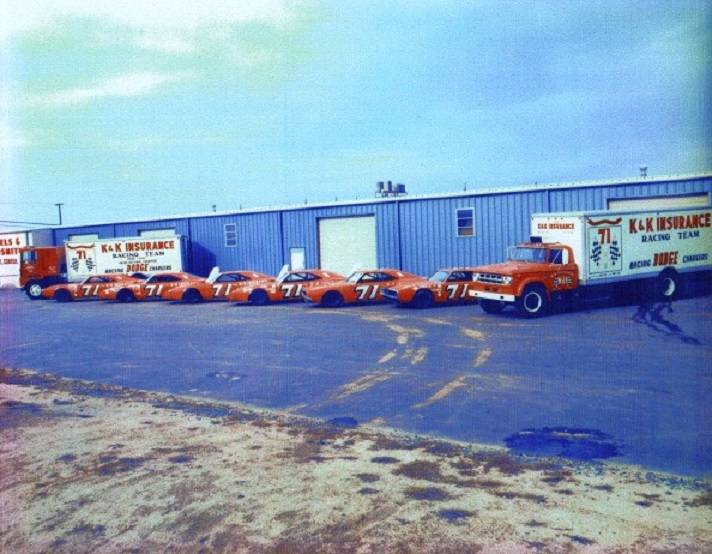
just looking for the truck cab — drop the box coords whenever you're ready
[19,246,67,299]
[469,242,579,317]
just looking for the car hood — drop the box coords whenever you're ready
[384,277,430,290]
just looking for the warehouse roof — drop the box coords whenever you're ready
[47,171,712,230]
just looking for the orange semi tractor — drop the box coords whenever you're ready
[20,235,186,299]
[468,206,712,317]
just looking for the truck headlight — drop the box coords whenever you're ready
[502,276,513,285]
[472,273,481,282]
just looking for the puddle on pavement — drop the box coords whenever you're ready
[327,416,358,428]
[504,427,621,461]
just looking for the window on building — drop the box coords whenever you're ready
[456,208,475,237]
[68,233,99,242]
[139,228,175,238]
[224,223,237,247]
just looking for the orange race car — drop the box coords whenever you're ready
[98,271,199,302]
[301,268,421,307]
[380,268,478,308]
[42,273,142,302]
[161,270,274,303]
[228,269,343,305]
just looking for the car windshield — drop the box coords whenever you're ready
[346,272,363,284]
[507,246,548,263]
[428,271,448,283]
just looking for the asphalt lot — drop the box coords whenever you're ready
[1,290,711,477]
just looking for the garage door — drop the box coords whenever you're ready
[319,216,376,276]
[608,193,709,211]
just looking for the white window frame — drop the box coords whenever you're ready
[455,207,475,237]
[224,223,238,247]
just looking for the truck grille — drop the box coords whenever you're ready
[476,273,508,284]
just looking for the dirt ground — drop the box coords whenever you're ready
[1,368,710,553]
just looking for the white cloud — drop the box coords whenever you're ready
[29,71,191,107]
[0,125,29,149]
[1,0,301,41]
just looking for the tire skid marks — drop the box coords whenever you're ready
[413,375,470,409]
[331,371,400,401]
[473,347,492,367]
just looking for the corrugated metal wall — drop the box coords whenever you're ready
[47,176,712,277]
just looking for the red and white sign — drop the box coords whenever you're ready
[66,237,184,281]
[0,233,27,287]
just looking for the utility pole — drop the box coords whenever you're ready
[55,203,64,225]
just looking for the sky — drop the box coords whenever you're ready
[1,0,710,228]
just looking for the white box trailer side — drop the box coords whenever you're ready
[532,207,712,285]
[65,235,186,282]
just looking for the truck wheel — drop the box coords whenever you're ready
[249,289,269,306]
[656,269,679,301]
[25,281,44,300]
[413,289,434,309]
[480,299,504,314]
[516,284,548,318]
[116,289,135,303]
[321,291,344,308]
[54,289,72,303]
[181,289,203,303]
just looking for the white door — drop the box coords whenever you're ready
[290,247,305,270]
[319,216,376,275]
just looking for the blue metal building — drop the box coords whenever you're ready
[45,173,712,277]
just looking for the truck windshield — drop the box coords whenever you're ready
[428,271,448,283]
[507,247,548,263]
[21,251,37,263]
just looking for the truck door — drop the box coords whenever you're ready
[549,248,578,291]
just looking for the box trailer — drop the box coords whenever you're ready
[20,235,187,299]
[469,206,712,316]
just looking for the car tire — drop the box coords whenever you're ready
[25,281,44,300]
[182,289,203,303]
[54,289,72,303]
[656,269,679,301]
[249,289,269,306]
[116,289,135,303]
[516,284,548,318]
[412,289,434,309]
[480,299,504,314]
[321,291,344,308]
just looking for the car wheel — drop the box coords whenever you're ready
[25,281,44,300]
[516,284,548,318]
[54,289,72,303]
[321,291,344,308]
[116,289,135,303]
[480,299,504,314]
[249,289,269,306]
[182,288,203,303]
[412,289,434,309]
[656,269,679,301]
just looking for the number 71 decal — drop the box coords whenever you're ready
[281,284,303,298]
[145,284,165,296]
[446,284,469,299]
[212,284,235,296]
[82,285,100,296]
[355,285,380,300]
